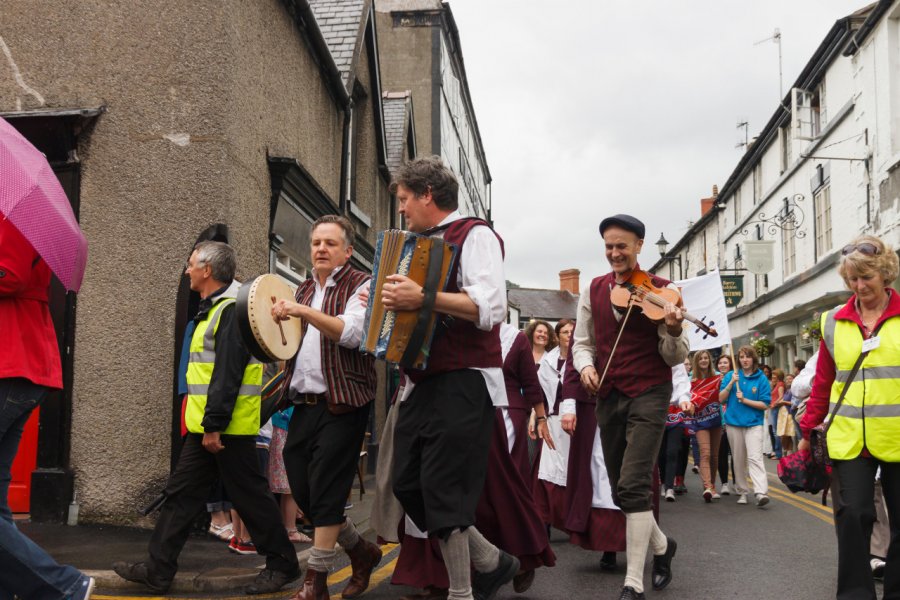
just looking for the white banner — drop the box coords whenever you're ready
[675,270,732,351]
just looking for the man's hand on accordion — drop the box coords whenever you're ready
[382,274,424,311]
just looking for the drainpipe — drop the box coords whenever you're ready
[339,100,354,213]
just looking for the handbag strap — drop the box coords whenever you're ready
[823,319,886,433]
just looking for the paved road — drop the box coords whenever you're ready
[92,464,882,600]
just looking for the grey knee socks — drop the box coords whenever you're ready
[437,529,473,600]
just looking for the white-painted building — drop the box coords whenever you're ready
[376,0,492,222]
[651,0,900,370]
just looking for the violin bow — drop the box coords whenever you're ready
[596,292,638,394]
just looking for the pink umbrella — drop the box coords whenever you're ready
[0,117,88,292]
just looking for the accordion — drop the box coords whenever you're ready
[360,230,457,369]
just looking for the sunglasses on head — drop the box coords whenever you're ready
[842,243,880,256]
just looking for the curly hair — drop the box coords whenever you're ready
[390,155,459,211]
[525,319,557,351]
[838,234,899,287]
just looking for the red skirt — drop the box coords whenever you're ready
[531,442,569,531]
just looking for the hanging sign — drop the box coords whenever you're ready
[743,240,775,275]
[721,275,744,307]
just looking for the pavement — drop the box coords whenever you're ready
[15,476,377,595]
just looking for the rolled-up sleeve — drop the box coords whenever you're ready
[458,225,506,331]
[571,287,596,373]
[337,281,369,348]
[670,365,691,405]
[657,323,689,366]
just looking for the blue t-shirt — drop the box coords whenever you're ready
[720,369,771,427]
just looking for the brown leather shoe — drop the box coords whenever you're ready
[288,569,328,600]
[341,538,383,598]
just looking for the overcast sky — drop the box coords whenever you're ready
[445,0,869,289]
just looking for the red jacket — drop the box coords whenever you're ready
[0,218,62,388]
[800,290,900,440]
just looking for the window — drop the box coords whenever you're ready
[753,166,763,204]
[733,188,742,223]
[272,252,307,290]
[779,125,791,174]
[813,80,826,137]
[782,227,796,276]
[814,185,833,258]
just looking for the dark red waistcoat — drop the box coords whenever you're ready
[503,331,543,411]
[278,263,376,409]
[591,271,673,399]
[406,217,504,383]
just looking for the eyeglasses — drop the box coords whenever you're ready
[841,243,880,256]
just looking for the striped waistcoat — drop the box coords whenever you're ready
[278,263,376,409]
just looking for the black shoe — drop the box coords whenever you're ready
[245,566,301,595]
[112,561,171,594]
[651,537,677,590]
[600,551,617,571]
[619,586,645,599]
[472,551,520,600]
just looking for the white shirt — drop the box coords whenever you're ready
[290,266,368,395]
[398,211,508,407]
[669,364,692,405]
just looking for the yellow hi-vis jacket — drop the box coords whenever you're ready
[185,284,262,435]
[821,309,900,462]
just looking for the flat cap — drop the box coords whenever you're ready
[599,214,646,239]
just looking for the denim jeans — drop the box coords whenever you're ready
[0,377,86,600]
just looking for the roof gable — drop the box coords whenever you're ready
[383,91,414,173]
[308,0,369,89]
[508,288,578,320]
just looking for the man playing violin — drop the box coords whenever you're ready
[569,214,689,600]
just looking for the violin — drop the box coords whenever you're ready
[610,269,718,339]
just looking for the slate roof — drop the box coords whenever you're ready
[308,0,368,87]
[508,288,578,321]
[382,91,411,173]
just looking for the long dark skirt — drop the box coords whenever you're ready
[392,409,555,588]
[507,406,532,484]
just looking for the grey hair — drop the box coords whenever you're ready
[193,241,236,283]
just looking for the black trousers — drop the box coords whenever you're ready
[831,456,900,600]
[596,383,671,513]
[718,427,734,484]
[282,401,371,527]
[658,425,684,489]
[392,370,494,536]
[148,434,297,581]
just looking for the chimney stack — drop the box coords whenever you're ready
[559,269,580,295]
[700,184,719,217]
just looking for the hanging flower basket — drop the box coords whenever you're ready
[801,312,822,342]
[750,332,772,358]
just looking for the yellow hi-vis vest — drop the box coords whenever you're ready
[185,288,263,436]
[821,309,900,461]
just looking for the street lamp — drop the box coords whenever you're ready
[655,233,669,256]
[656,232,682,279]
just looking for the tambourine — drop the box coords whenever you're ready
[236,274,302,362]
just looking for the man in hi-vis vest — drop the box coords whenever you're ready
[114,241,299,595]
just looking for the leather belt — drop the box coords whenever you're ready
[293,392,326,406]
